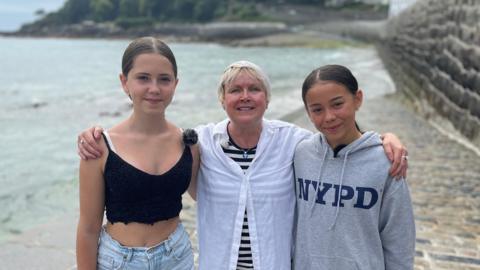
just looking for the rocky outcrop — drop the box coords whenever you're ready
[381,0,480,147]
[11,21,288,41]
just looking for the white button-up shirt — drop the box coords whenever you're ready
[196,118,311,270]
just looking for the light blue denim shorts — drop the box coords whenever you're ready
[97,223,194,270]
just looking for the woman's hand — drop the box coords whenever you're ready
[77,126,104,160]
[381,132,408,179]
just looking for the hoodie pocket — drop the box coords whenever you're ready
[310,255,359,270]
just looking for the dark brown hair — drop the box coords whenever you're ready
[121,36,177,77]
[301,64,358,106]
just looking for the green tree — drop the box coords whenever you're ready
[90,0,117,21]
[173,0,196,20]
[60,0,91,23]
[193,0,220,21]
[138,0,150,17]
[154,2,169,20]
[119,0,140,18]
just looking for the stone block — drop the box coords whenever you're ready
[453,68,473,90]
[465,91,480,118]
[463,70,477,91]
[426,39,441,54]
[444,24,456,38]
[461,114,480,140]
[432,70,467,110]
[473,73,480,95]
[415,39,428,52]
[445,35,462,54]
[440,50,464,85]
[452,6,465,23]
[476,26,480,44]
[467,46,480,71]
[460,88,473,110]
[429,13,445,25]
[447,36,480,71]
[458,86,470,109]
[429,25,443,39]
[460,24,477,43]
[452,105,469,132]
[464,7,480,26]
[451,83,466,107]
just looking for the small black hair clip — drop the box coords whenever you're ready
[182,128,198,145]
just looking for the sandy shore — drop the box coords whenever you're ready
[0,196,197,270]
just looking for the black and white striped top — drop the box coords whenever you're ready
[222,138,256,270]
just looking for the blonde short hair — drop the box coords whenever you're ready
[217,60,271,103]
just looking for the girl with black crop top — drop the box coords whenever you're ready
[76,37,199,270]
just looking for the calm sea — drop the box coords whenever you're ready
[0,36,394,241]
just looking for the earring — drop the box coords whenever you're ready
[125,90,132,100]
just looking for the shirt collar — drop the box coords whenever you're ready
[213,118,273,135]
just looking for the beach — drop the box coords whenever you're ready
[1,27,479,269]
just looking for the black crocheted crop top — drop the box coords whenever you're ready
[101,131,193,224]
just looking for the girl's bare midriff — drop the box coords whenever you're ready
[106,216,180,247]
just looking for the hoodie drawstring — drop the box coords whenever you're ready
[328,150,350,230]
[327,134,377,230]
[310,147,329,217]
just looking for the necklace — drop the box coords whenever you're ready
[241,147,256,159]
[227,138,256,159]
[243,150,249,159]
[226,122,258,159]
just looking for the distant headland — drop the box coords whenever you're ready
[2,0,388,42]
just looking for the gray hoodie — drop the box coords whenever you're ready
[293,131,415,270]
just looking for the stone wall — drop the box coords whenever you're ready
[381,0,480,147]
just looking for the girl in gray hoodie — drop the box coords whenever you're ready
[293,65,415,270]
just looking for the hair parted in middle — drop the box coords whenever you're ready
[217,60,271,104]
[301,64,359,107]
[121,36,177,78]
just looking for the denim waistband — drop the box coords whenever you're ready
[99,222,187,260]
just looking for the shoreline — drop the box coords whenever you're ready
[1,30,365,50]
[5,2,389,42]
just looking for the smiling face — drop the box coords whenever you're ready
[305,81,363,148]
[120,53,178,115]
[222,70,268,128]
